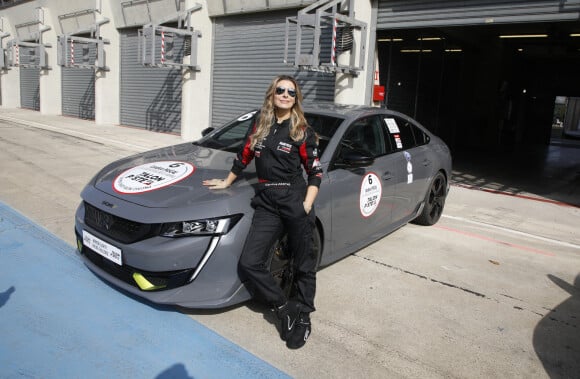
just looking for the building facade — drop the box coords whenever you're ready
[1,0,579,148]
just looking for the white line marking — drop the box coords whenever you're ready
[442,214,580,250]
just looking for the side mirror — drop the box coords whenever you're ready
[336,150,374,168]
[201,127,215,137]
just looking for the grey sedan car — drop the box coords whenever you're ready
[74,104,452,308]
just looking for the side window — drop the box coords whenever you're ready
[383,116,428,150]
[339,116,386,158]
[412,124,430,146]
[306,114,343,155]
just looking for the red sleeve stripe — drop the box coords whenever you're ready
[241,125,256,165]
[299,140,309,172]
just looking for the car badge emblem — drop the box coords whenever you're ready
[102,214,113,230]
[95,211,114,231]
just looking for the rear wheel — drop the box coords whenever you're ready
[413,171,447,226]
[268,227,321,297]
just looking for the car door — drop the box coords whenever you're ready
[326,115,399,260]
[382,114,433,224]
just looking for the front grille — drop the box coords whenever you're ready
[79,237,194,292]
[84,202,160,244]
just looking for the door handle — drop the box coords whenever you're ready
[422,159,432,167]
[382,171,393,180]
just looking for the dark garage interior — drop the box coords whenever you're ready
[378,21,580,150]
[377,21,580,206]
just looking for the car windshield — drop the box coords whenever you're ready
[195,111,343,154]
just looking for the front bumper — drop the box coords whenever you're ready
[74,202,252,308]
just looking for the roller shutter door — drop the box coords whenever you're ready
[211,9,336,128]
[62,68,95,120]
[20,67,40,111]
[377,0,580,29]
[120,29,183,133]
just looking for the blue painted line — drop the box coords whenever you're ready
[0,202,290,379]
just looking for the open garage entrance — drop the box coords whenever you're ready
[377,21,580,152]
[376,19,580,207]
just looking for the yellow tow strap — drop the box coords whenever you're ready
[132,272,166,291]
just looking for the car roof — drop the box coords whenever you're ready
[303,102,404,120]
[302,103,433,135]
[303,102,373,117]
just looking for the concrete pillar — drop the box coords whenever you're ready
[334,0,377,106]
[0,14,19,108]
[38,6,61,115]
[0,66,20,108]
[95,0,120,125]
[180,0,213,141]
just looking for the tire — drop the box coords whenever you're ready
[413,171,447,226]
[268,227,321,297]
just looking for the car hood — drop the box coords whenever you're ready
[89,142,256,208]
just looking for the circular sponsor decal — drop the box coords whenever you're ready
[113,161,195,194]
[360,172,382,218]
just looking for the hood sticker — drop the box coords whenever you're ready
[113,161,195,194]
[360,172,382,218]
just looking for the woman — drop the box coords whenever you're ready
[203,75,322,349]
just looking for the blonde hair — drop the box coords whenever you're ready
[250,75,308,150]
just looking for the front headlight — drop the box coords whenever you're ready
[160,214,242,237]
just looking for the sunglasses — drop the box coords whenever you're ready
[275,86,297,98]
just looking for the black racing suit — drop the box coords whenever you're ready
[232,117,322,312]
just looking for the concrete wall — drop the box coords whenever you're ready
[0,0,375,139]
[0,14,18,107]
[0,0,216,139]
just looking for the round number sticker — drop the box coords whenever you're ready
[113,161,195,194]
[360,172,382,218]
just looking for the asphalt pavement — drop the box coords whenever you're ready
[1,107,579,378]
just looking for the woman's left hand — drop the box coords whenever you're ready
[303,185,318,214]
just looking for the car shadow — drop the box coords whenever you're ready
[532,273,580,378]
[179,300,281,336]
[179,299,272,321]
[177,302,246,316]
[89,272,180,313]
[245,300,280,327]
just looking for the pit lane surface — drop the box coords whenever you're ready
[0,202,290,378]
[0,112,579,378]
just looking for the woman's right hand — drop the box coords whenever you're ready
[202,179,230,190]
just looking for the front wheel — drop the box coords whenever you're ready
[268,227,321,298]
[413,171,447,226]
